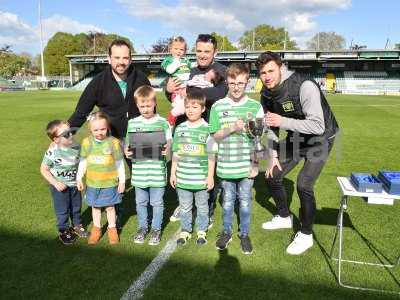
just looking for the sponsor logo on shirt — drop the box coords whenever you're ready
[282,101,295,112]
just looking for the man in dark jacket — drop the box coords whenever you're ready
[68,39,150,139]
[166,33,228,124]
[68,39,150,229]
[257,51,339,255]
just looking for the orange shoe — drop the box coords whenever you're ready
[88,226,102,245]
[107,227,119,245]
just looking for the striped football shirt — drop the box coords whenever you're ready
[126,114,172,188]
[209,95,264,179]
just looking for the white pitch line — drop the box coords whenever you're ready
[121,230,180,300]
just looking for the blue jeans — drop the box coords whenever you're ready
[221,178,254,235]
[135,187,165,231]
[177,188,209,232]
[50,186,82,232]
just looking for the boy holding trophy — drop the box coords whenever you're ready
[209,63,264,254]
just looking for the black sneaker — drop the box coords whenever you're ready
[133,228,148,244]
[215,231,232,250]
[73,224,89,238]
[59,230,77,245]
[177,231,191,246]
[238,234,253,255]
[148,230,161,246]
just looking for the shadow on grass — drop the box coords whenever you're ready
[1,228,398,299]
[144,247,398,300]
[0,229,154,299]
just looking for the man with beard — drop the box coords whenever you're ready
[69,39,150,139]
[166,33,228,125]
[68,39,150,229]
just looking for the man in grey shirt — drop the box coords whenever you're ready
[257,51,339,255]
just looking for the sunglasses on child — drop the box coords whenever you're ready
[57,130,75,139]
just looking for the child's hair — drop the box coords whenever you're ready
[168,36,187,51]
[134,85,156,104]
[46,120,66,140]
[226,63,250,80]
[185,90,206,107]
[87,111,111,130]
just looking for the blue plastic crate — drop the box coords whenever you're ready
[377,171,400,195]
[350,173,383,193]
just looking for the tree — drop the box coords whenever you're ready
[151,38,170,53]
[84,32,134,55]
[307,32,345,51]
[44,32,81,75]
[189,32,238,52]
[0,52,31,78]
[43,32,134,75]
[239,24,297,51]
[395,43,400,50]
[210,32,237,52]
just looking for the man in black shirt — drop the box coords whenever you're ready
[166,34,228,124]
[68,40,150,229]
[68,39,150,139]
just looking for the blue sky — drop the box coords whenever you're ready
[1,0,399,55]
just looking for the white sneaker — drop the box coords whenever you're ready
[286,231,313,255]
[261,215,292,230]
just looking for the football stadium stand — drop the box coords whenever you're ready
[64,49,400,95]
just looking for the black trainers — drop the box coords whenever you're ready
[59,230,77,245]
[133,228,148,244]
[148,230,161,246]
[215,231,232,250]
[177,231,191,246]
[73,224,89,238]
[238,234,253,255]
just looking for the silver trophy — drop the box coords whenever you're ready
[247,117,266,153]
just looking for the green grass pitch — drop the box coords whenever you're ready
[0,90,399,299]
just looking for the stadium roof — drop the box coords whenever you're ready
[66,49,400,64]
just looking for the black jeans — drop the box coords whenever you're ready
[266,138,334,234]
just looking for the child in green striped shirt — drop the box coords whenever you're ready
[170,90,217,246]
[125,85,172,246]
[161,36,192,126]
[40,120,88,245]
[209,63,264,255]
